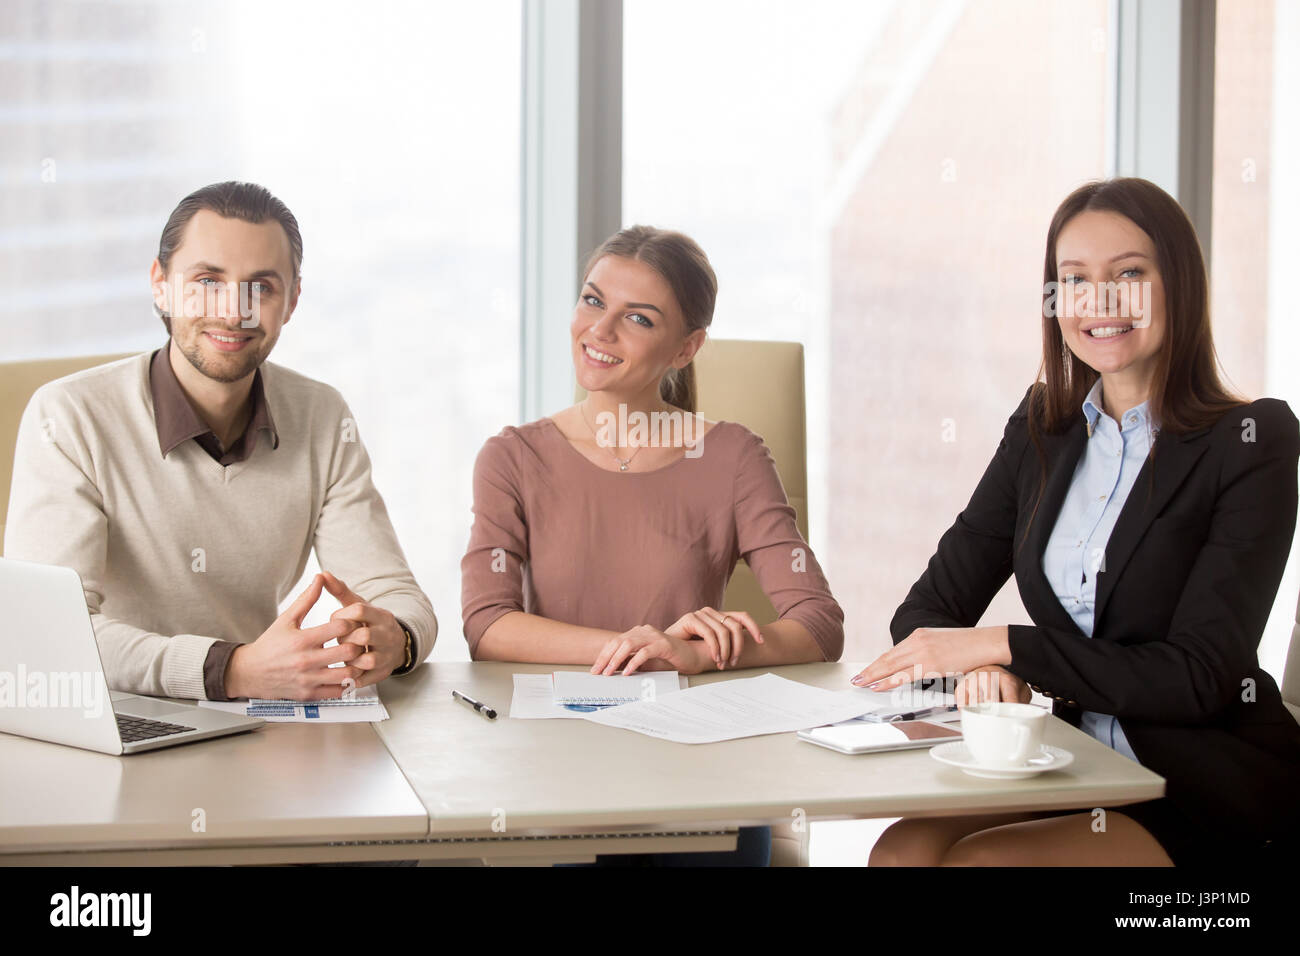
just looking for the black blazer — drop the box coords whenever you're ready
[892,386,1300,844]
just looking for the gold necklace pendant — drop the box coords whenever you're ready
[580,400,642,472]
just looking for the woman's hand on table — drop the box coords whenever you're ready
[663,607,763,669]
[850,626,1012,690]
[954,665,1032,707]
[591,626,703,675]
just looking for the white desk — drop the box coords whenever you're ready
[374,662,1164,858]
[0,721,428,864]
[0,662,1165,865]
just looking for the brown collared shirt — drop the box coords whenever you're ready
[149,345,279,699]
[150,345,279,466]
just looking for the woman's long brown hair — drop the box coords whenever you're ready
[1023,177,1244,539]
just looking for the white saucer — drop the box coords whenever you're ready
[929,742,1074,779]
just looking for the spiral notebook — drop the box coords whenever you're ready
[551,671,684,712]
[198,685,388,722]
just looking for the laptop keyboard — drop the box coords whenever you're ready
[116,714,196,743]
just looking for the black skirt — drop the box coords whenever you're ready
[1114,797,1290,867]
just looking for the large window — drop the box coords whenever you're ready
[625,0,1111,661]
[1212,0,1300,680]
[1,0,522,659]
[7,1,1296,684]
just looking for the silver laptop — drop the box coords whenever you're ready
[0,555,264,754]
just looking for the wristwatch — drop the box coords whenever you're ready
[395,620,415,674]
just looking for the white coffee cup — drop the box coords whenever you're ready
[960,702,1047,767]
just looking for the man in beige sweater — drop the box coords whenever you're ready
[4,181,436,701]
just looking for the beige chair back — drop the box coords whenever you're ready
[577,338,808,624]
[0,354,137,555]
[1285,595,1300,724]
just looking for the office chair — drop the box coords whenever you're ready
[580,337,814,866]
[0,353,137,555]
[1285,592,1300,726]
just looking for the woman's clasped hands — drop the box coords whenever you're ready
[591,607,765,675]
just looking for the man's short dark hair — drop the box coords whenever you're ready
[157,180,303,282]
[154,181,303,332]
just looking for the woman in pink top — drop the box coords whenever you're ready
[460,225,844,865]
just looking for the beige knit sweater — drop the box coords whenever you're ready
[4,353,436,699]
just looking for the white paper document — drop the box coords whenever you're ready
[197,685,388,722]
[580,672,883,743]
[510,672,684,719]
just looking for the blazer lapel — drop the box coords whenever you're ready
[1022,422,1089,635]
[1093,429,1209,628]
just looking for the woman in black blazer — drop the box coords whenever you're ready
[855,177,1300,866]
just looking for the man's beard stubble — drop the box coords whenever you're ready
[177,326,270,384]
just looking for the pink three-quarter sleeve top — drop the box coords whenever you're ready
[460,418,845,660]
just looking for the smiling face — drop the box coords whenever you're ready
[149,209,300,384]
[570,254,703,400]
[1054,209,1166,389]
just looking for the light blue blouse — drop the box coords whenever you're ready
[1041,378,1155,764]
